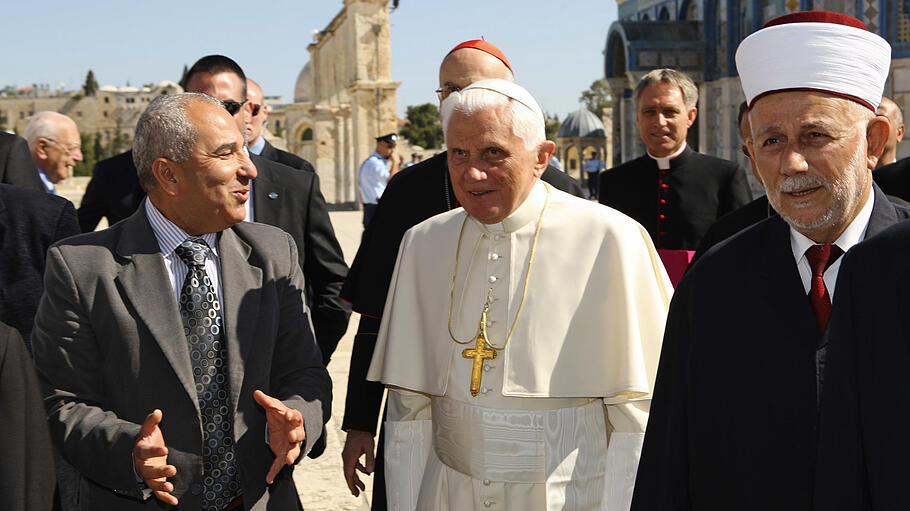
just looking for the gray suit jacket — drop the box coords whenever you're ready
[32,203,331,510]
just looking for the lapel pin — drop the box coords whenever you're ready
[268,192,279,200]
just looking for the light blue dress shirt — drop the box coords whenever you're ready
[358,152,390,204]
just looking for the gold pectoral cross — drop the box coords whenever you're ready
[461,305,497,397]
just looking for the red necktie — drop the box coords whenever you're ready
[805,244,844,331]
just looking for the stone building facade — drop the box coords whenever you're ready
[0,81,182,148]
[605,0,910,177]
[283,0,400,206]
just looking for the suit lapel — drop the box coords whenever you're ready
[217,227,262,416]
[260,140,277,161]
[251,155,286,227]
[114,206,198,407]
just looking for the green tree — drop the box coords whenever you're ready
[83,70,99,96]
[545,113,561,141]
[93,133,105,161]
[74,132,96,177]
[580,78,612,116]
[399,103,443,149]
[110,131,126,156]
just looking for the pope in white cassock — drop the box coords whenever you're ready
[367,79,673,510]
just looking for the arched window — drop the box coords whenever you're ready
[301,128,313,141]
[659,6,670,19]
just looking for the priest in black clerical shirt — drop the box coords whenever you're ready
[599,69,752,252]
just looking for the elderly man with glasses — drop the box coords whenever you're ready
[24,111,83,194]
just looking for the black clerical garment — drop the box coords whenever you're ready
[340,151,583,510]
[632,185,910,510]
[599,146,752,250]
[815,219,910,510]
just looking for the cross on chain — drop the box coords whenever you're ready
[461,302,497,397]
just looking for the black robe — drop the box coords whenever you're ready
[339,151,583,510]
[632,185,910,510]
[815,219,910,509]
[599,147,752,250]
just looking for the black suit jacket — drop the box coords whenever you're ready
[599,147,752,250]
[0,184,80,347]
[250,154,350,364]
[259,140,313,172]
[77,150,145,232]
[0,321,56,511]
[76,150,349,364]
[632,185,910,510]
[0,132,44,192]
[32,207,331,510]
[691,195,773,265]
[871,156,910,202]
[815,219,910,509]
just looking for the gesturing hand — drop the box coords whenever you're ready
[341,430,375,497]
[133,409,178,506]
[253,390,306,484]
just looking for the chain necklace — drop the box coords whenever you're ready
[447,183,551,351]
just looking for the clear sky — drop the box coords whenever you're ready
[3,0,617,120]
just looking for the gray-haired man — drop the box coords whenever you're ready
[33,92,330,511]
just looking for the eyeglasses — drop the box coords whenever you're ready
[222,99,246,116]
[251,103,262,116]
[435,84,462,101]
[45,138,81,155]
[741,144,751,158]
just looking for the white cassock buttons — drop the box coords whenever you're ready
[488,275,497,283]
[484,499,494,507]
[483,479,491,486]
[494,234,503,241]
[480,386,489,394]
[483,363,492,372]
[490,253,500,261]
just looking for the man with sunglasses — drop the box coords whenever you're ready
[246,79,311,172]
[24,111,83,194]
[184,55,350,367]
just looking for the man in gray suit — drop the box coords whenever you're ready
[32,92,330,510]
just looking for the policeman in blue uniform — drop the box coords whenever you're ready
[358,133,399,228]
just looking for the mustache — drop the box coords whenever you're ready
[777,174,829,194]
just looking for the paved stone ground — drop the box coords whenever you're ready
[295,210,374,510]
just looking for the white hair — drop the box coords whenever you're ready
[24,111,77,149]
[133,93,222,191]
[440,80,545,150]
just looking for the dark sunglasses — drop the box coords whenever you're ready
[222,100,245,116]
[741,144,751,158]
[251,103,262,116]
